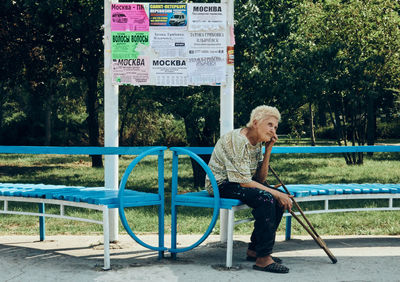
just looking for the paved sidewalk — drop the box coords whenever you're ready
[1,234,399,282]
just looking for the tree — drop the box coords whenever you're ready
[290,0,400,163]
[60,0,104,167]
[234,0,303,126]
[0,0,68,145]
[1,0,105,167]
[0,1,27,143]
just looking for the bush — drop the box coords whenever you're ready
[376,120,400,139]
[156,118,187,146]
[315,125,337,139]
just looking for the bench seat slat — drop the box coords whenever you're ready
[175,190,242,209]
[0,183,160,207]
[283,184,400,197]
[4,183,397,208]
[171,183,400,210]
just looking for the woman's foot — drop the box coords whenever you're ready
[253,255,289,273]
[253,262,289,273]
[246,249,257,259]
[246,250,282,264]
[255,255,274,267]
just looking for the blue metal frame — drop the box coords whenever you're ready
[39,203,45,241]
[169,147,220,254]
[118,146,167,256]
[0,146,167,256]
[285,216,292,240]
[271,145,400,154]
[0,146,159,155]
[173,145,400,155]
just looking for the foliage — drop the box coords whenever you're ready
[0,0,103,152]
[376,120,400,139]
[118,86,187,146]
[234,0,303,126]
[287,0,400,163]
[1,0,400,168]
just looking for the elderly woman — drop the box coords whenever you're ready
[205,105,293,274]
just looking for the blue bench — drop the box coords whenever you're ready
[2,145,399,269]
[169,145,400,268]
[0,146,167,270]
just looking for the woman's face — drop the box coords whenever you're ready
[254,116,279,142]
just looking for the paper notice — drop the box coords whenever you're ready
[187,3,226,31]
[111,3,149,32]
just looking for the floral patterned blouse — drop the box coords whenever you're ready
[205,128,263,195]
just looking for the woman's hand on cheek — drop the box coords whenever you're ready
[269,134,278,145]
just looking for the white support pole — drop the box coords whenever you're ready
[102,207,111,270]
[219,0,234,243]
[226,209,235,267]
[104,0,119,242]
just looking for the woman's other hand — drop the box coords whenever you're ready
[275,192,293,212]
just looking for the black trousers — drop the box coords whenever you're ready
[218,181,284,257]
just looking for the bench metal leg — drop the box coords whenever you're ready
[220,209,228,243]
[171,202,177,259]
[103,207,111,270]
[158,204,164,259]
[39,203,45,241]
[285,216,292,240]
[226,209,235,268]
[158,152,165,259]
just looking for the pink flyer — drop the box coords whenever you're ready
[111,3,149,32]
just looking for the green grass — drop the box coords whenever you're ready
[1,150,400,236]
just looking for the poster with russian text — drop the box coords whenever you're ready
[187,3,227,31]
[112,57,150,85]
[111,4,150,85]
[149,28,188,86]
[149,29,187,58]
[150,58,188,86]
[186,3,226,85]
[187,31,226,85]
[111,31,149,59]
[111,3,149,31]
[149,4,187,27]
[111,31,150,84]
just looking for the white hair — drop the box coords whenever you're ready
[246,105,281,127]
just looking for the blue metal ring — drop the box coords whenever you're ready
[168,147,220,253]
[118,146,167,252]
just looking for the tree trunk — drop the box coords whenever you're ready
[190,155,211,189]
[0,85,4,141]
[366,95,376,156]
[44,105,52,145]
[309,102,316,146]
[184,116,214,190]
[44,93,54,146]
[119,93,135,145]
[86,75,103,168]
[328,101,352,164]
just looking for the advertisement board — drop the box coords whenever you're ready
[111,2,229,86]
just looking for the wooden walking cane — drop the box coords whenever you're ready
[268,165,338,264]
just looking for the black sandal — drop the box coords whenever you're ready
[246,256,283,264]
[253,262,289,273]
